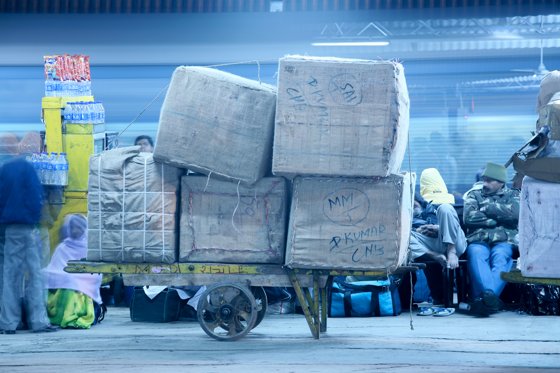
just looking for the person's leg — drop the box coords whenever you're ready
[415,254,445,305]
[22,225,50,330]
[410,231,446,265]
[437,204,467,267]
[437,204,467,256]
[466,242,492,300]
[0,225,26,331]
[39,226,50,269]
[396,270,415,308]
[489,242,514,297]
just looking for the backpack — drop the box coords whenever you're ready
[328,277,402,317]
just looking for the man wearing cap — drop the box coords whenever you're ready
[463,162,520,316]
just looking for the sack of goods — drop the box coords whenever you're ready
[518,176,560,278]
[329,277,402,317]
[284,173,414,271]
[273,55,409,178]
[154,66,277,185]
[178,176,288,264]
[87,147,183,263]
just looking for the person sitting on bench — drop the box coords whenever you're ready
[409,168,467,307]
[463,162,519,316]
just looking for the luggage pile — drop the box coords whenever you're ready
[517,92,560,279]
[87,55,414,272]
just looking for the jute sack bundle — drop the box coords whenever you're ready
[519,176,560,278]
[179,175,288,264]
[273,55,409,178]
[285,173,414,271]
[154,66,277,185]
[87,146,182,263]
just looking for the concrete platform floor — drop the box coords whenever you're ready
[0,306,559,372]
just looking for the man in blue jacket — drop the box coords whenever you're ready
[0,132,57,334]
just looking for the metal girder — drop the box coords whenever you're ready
[315,14,560,43]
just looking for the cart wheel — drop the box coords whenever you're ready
[197,283,257,341]
[250,286,267,329]
[221,286,267,332]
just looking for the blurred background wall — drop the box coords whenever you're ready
[1,0,559,194]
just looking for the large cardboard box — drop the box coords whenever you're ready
[519,176,560,278]
[273,55,409,178]
[285,173,414,270]
[179,176,288,264]
[154,66,277,185]
[87,147,182,263]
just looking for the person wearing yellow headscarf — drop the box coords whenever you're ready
[420,168,455,205]
[409,168,467,310]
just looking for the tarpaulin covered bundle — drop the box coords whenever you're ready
[87,147,182,263]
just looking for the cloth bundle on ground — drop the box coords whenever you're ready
[43,214,103,328]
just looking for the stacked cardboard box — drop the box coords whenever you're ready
[285,174,413,270]
[274,56,413,271]
[87,147,182,263]
[87,58,413,270]
[273,55,409,178]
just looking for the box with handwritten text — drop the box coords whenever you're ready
[273,55,409,178]
[285,173,414,270]
[178,175,288,264]
[154,66,277,185]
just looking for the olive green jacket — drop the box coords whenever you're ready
[463,185,520,246]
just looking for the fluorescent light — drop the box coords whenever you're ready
[311,41,390,47]
[492,31,522,40]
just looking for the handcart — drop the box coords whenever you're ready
[501,270,560,287]
[66,261,419,341]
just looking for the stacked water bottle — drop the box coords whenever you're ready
[28,152,69,186]
[63,102,105,124]
[44,54,92,97]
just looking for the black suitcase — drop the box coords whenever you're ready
[129,287,182,322]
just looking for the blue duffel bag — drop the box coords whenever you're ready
[328,278,402,317]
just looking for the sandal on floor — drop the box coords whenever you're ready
[417,307,435,316]
[432,307,455,317]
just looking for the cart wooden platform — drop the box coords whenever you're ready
[501,269,560,287]
[66,261,419,341]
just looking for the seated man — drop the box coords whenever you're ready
[463,162,519,315]
[134,135,154,153]
[409,168,467,307]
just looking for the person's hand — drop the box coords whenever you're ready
[416,224,439,237]
[428,252,447,267]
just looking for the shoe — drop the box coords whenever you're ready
[417,307,434,316]
[432,307,456,317]
[33,325,59,333]
[1,330,15,335]
[469,298,491,317]
[482,290,503,313]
